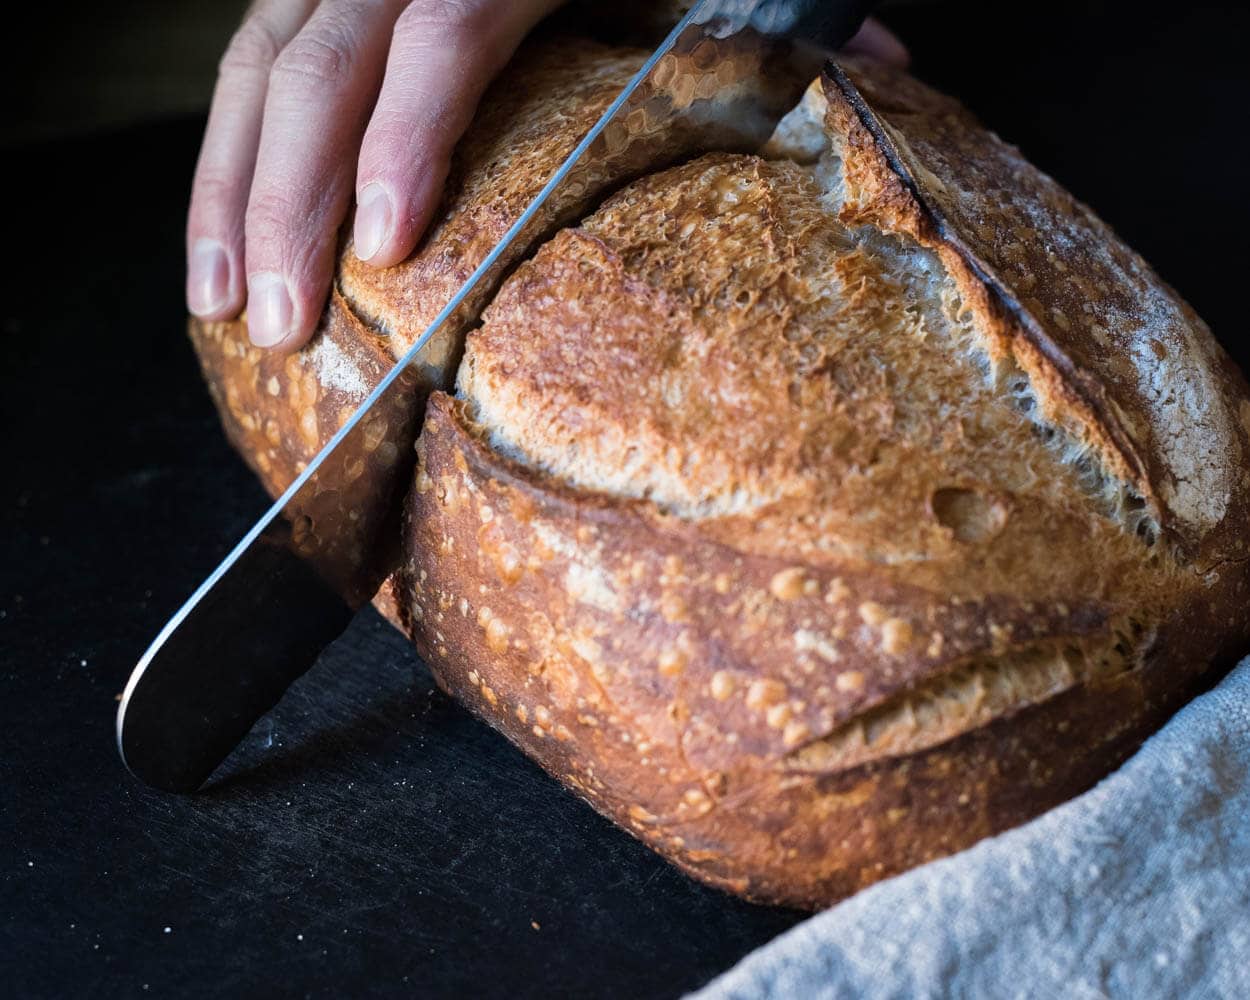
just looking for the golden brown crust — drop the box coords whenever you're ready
[405,396,1245,908]
[189,35,652,499]
[335,36,648,356]
[455,152,1170,604]
[336,27,836,357]
[187,32,1250,909]
[189,291,396,499]
[397,56,1250,907]
[825,58,1250,564]
[188,294,424,602]
[187,28,817,609]
[187,35,649,610]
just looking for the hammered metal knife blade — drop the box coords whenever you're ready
[118,0,879,793]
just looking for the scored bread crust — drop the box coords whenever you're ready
[187,35,649,615]
[406,394,1236,906]
[397,59,1250,907]
[823,60,1250,564]
[188,28,804,611]
[187,34,1250,909]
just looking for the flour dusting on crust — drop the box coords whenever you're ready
[309,335,369,398]
[1117,281,1234,530]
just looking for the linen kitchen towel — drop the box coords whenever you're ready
[693,657,1250,1000]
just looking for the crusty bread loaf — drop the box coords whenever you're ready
[187,27,800,608]
[188,35,1250,909]
[188,35,652,609]
[188,37,644,545]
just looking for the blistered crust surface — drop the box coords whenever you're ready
[459,152,1169,606]
[190,293,403,497]
[337,37,645,355]
[827,57,1249,553]
[189,295,424,602]
[405,395,1234,906]
[186,29,1250,908]
[400,48,1250,908]
[190,36,647,500]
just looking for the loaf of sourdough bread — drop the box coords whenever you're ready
[189,35,1250,909]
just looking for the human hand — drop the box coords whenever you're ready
[186,1,908,352]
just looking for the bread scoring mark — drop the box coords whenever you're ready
[828,59,1239,543]
[786,621,1150,773]
[997,357,1161,546]
[862,223,1166,549]
[456,100,1174,567]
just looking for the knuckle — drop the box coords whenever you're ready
[246,186,300,247]
[364,109,452,168]
[191,168,245,221]
[363,111,421,154]
[219,16,284,80]
[269,28,354,94]
[394,0,493,53]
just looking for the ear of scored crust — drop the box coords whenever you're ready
[824,56,1250,566]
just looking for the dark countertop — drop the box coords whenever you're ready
[0,120,801,1000]
[3,4,1248,997]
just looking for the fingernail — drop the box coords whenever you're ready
[354,183,393,262]
[247,272,293,347]
[188,238,230,316]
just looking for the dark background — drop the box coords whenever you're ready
[3,2,1247,997]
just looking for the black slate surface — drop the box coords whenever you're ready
[0,113,803,996]
[3,4,1248,997]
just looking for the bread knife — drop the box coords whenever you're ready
[117,0,880,793]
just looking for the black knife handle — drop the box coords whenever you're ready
[712,0,883,50]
